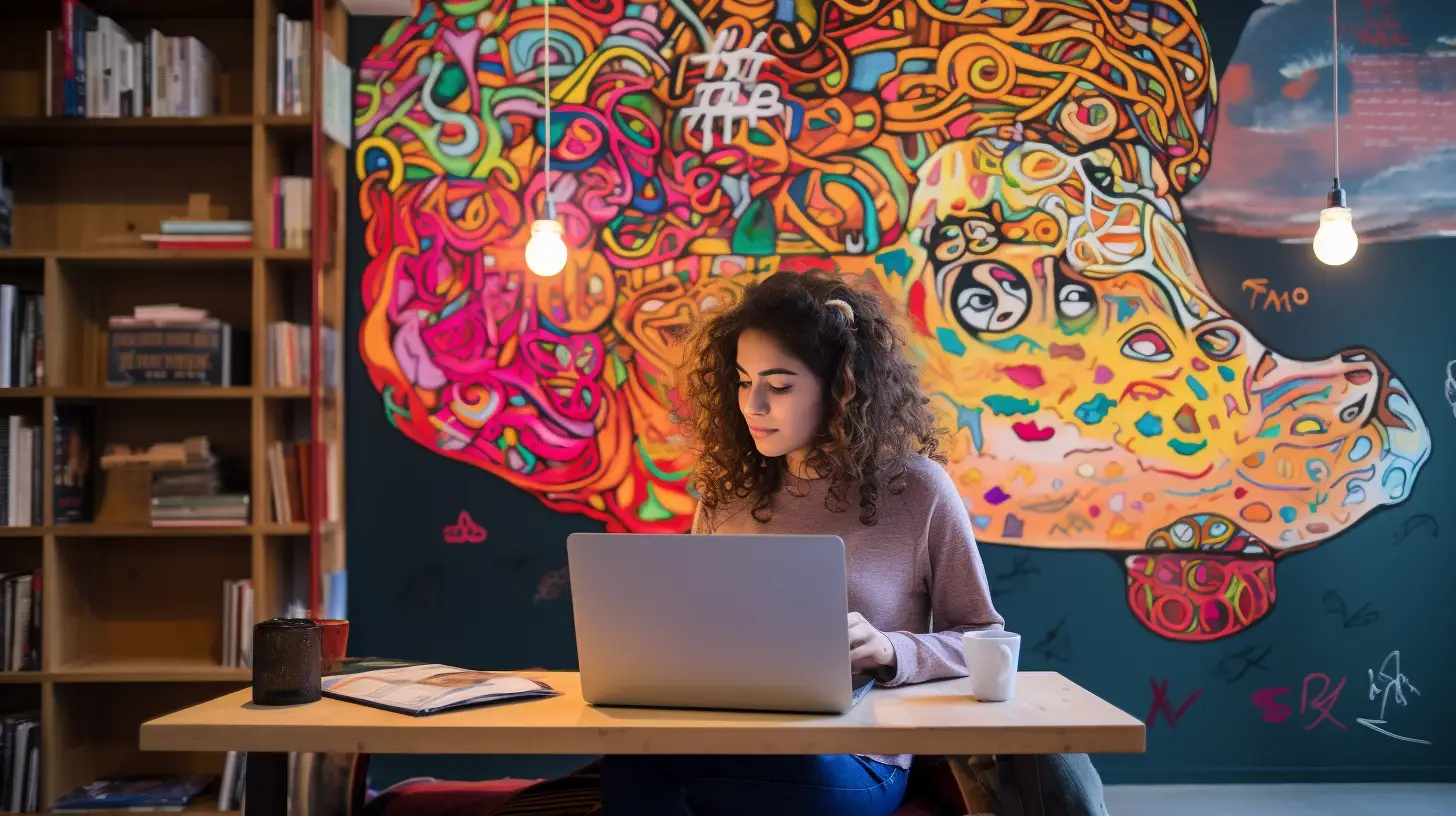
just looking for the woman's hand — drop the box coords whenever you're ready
[848,612,896,673]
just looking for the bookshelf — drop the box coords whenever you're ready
[0,0,349,809]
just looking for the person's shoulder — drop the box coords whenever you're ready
[696,491,755,532]
[888,454,959,503]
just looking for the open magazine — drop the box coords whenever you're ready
[322,659,560,716]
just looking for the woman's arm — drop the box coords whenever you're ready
[877,465,1005,686]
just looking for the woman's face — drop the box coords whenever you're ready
[735,329,825,462]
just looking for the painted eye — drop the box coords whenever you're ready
[1122,329,1173,362]
[1057,282,1094,319]
[1292,416,1328,435]
[955,285,997,330]
[1195,326,1240,360]
[1087,166,1116,192]
[949,262,1031,335]
[1339,395,1368,424]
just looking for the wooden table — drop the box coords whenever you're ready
[141,671,1144,816]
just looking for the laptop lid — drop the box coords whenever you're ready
[567,532,855,714]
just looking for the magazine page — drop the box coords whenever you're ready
[322,663,557,715]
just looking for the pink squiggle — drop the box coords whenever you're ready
[392,317,448,391]
[504,415,595,461]
[441,27,483,112]
[608,19,669,48]
[577,167,626,223]
[419,309,498,379]
[356,73,427,141]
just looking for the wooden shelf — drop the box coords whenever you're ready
[1,525,307,537]
[52,386,311,399]
[0,526,47,537]
[0,248,311,262]
[0,115,257,147]
[0,664,252,684]
[52,659,252,684]
[0,0,350,804]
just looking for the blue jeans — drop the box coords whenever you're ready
[600,754,909,816]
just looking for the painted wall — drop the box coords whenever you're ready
[345,0,1455,786]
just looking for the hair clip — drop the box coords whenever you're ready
[825,298,855,325]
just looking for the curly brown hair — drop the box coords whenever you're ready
[679,269,944,526]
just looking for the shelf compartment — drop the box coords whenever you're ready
[48,681,246,809]
[3,142,254,254]
[49,536,252,670]
[48,264,254,389]
[0,540,42,675]
[0,5,254,121]
[255,533,308,622]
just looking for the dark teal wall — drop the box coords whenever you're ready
[345,2,1455,788]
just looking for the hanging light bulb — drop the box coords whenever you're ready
[1313,183,1357,266]
[527,0,567,277]
[525,218,568,277]
[1313,0,1358,266]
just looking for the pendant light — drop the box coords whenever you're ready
[526,0,568,277]
[1312,0,1357,266]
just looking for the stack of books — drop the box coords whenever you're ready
[140,219,253,252]
[147,437,248,527]
[0,283,46,389]
[0,711,39,811]
[106,304,239,387]
[266,321,339,388]
[151,493,248,527]
[45,1,220,118]
[0,571,40,672]
[1,414,43,528]
[53,776,212,813]
[272,176,312,249]
[221,578,253,668]
[274,15,312,115]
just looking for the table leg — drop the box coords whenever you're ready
[245,752,289,816]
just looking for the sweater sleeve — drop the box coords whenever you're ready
[878,466,1005,687]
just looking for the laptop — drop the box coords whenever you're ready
[567,532,875,714]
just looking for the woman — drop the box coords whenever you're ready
[598,269,1004,816]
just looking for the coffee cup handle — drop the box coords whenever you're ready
[997,644,1014,684]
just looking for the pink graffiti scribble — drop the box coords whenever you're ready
[1251,672,1348,730]
[1146,678,1202,729]
[443,511,487,544]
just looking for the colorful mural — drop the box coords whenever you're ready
[1185,0,1456,242]
[354,0,1433,642]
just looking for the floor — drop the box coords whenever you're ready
[1104,783,1456,815]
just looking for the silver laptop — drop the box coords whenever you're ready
[567,532,872,714]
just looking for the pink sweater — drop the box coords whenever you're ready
[694,455,1005,768]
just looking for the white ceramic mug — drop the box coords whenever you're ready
[963,630,1021,702]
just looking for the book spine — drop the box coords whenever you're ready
[106,326,237,386]
[61,1,77,116]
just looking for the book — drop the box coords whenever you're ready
[52,775,211,812]
[321,660,559,716]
